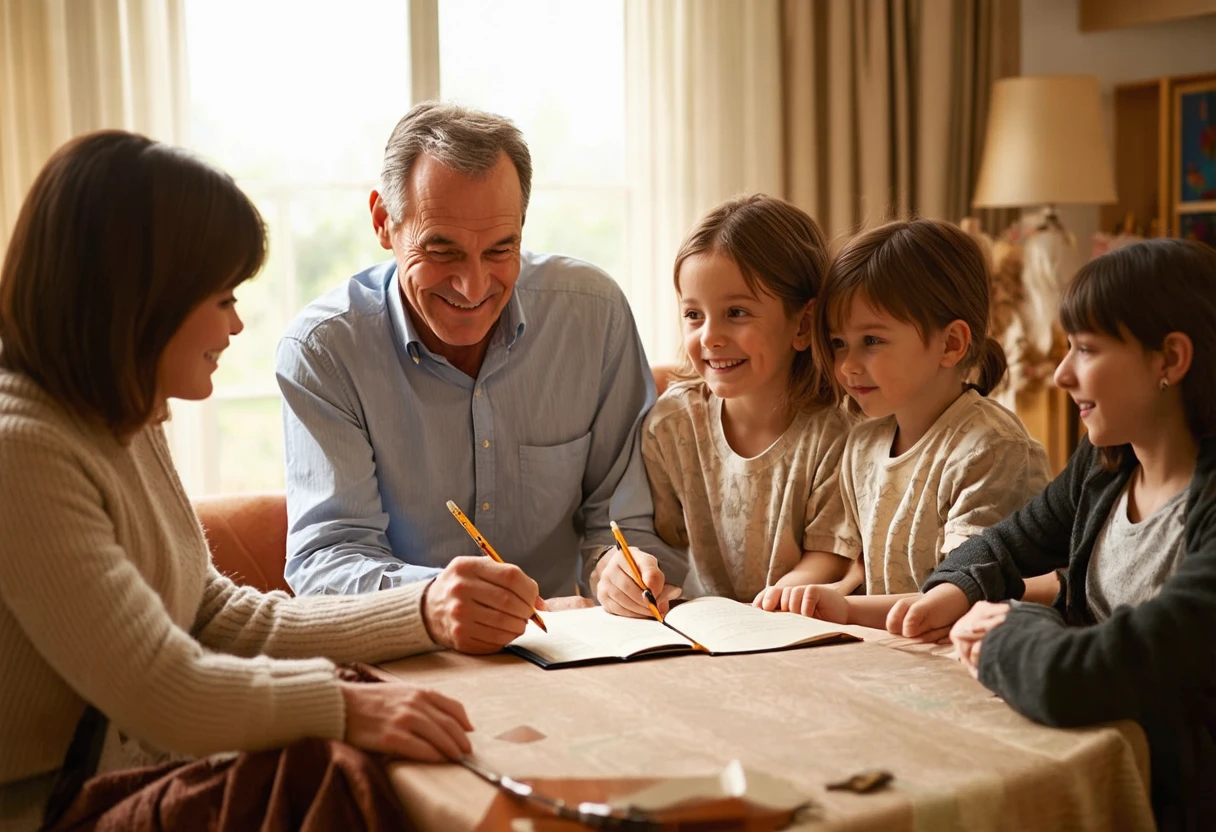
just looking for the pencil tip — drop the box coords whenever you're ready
[445,500,458,511]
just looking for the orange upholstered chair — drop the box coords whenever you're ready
[194,493,292,594]
[652,363,677,398]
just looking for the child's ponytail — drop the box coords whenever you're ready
[971,336,1009,396]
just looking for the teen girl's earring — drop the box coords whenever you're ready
[1160,377,1170,392]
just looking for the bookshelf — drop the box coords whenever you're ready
[1101,71,1216,242]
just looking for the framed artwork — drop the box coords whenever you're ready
[1179,212,1216,247]
[1174,77,1216,246]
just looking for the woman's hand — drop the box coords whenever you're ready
[949,601,1010,678]
[341,680,473,762]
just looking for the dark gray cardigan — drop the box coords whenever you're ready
[924,436,1216,831]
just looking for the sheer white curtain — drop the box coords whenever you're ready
[0,0,188,250]
[624,0,785,364]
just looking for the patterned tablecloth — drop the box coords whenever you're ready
[379,624,1154,831]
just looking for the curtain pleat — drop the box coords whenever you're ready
[0,0,186,251]
[625,0,785,362]
[781,0,1020,240]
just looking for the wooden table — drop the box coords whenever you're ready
[379,626,1154,831]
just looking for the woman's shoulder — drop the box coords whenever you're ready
[0,368,80,447]
[0,368,132,479]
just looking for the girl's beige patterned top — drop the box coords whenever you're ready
[841,389,1050,595]
[642,381,861,601]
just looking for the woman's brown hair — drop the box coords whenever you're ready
[671,194,834,411]
[0,130,266,440]
[1060,237,1216,471]
[814,218,1007,406]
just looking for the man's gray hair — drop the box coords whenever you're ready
[379,101,533,224]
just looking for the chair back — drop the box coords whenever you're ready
[194,493,292,594]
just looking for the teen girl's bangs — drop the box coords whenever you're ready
[1058,258,1128,340]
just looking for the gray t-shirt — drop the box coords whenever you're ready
[1086,480,1188,622]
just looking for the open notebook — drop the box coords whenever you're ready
[508,596,859,669]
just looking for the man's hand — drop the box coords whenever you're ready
[752,584,849,623]
[421,557,541,653]
[341,680,472,762]
[885,583,971,642]
[592,548,681,618]
[950,601,1010,678]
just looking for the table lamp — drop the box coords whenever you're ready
[972,74,1117,361]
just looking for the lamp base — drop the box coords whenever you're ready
[1022,207,1080,358]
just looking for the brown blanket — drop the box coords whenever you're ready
[47,738,415,831]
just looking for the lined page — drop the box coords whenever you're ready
[509,606,693,664]
[664,596,853,654]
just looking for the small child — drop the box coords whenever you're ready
[756,219,1053,622]
[894,239,1216,829]
[606,195,859,610]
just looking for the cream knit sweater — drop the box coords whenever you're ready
[0,368,438,795]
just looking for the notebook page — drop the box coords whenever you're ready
[664,596,851,654]
[509,606,693,663]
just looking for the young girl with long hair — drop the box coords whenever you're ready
[596,195,858,613]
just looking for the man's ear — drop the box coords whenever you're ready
[1161,331,1194,386]
[369,190,393,251]
[939,319,972,369]
[792,299,815,352]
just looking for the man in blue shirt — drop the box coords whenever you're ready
[276,102,688,653]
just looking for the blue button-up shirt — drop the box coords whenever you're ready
[275,251,687,598]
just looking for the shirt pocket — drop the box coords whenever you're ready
[518,432,593,529]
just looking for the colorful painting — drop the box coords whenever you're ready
[1180,212,1216,248]
[1179,85,1216,203]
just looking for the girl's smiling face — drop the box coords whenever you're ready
[828,292,954,420]
[1054,328,1169,448]
[678,252,810,405]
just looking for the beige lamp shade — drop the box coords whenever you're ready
[972,75,1117,208]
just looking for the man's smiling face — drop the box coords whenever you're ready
[372,151,523,369]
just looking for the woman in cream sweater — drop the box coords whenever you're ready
[0,131,479,828]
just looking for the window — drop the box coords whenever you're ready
[438,0,627,282]
[176,0,627,495]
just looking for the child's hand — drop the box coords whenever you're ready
[592,548,680,618]
[949,601,1009,678]
[752,584,849,623]
[885,583,971,641]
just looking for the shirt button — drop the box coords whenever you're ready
[482,502,490,511]
[474,387,483,398]
[482,440,490,449]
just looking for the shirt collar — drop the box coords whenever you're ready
[387,263,528,365]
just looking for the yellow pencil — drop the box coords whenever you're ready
[445,500,547,633]
[609,520,665,623]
